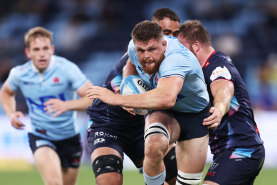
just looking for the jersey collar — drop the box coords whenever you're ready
[202,49,215,68]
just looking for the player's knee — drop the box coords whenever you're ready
[92,155,123,178]
[45,176,62,185]
[176,170,202,185]
[164,146,177,183]
[144,122,170,157]
[144,122,170,142]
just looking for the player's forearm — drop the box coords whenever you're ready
[210,80,234,116]
[116,89,175,110]
[0,93,16,119]
[65,96,92,111]
[213,90,232,116]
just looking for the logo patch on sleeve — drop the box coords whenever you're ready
[210,66,231,81]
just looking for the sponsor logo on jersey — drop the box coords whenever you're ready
[36,128,47,135]
[23,82,34,85]
[94,138,105,145]
[94,131,117,140]
[138,65,143,72]
[26,93,66,113]
[54,77,60,83]
[209,162,219,170]
[223,55,232,62]
[210,66,231,81]
[206,171,216,176]
[52,76,63,86]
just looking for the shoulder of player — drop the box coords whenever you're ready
[212,51,233,65]
[203,51,232,70]
[164,49,195,67]
[10,61,32,76]
[53,55,79,70]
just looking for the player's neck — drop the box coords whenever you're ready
[200,46,214,67]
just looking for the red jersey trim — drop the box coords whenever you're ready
[202,50,216,68]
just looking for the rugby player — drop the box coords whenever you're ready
[87,21,210,185]
[0,26,93,185]
[178,20,265,185]
[86,8,180,185]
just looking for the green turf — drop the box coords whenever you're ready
[0,164,275,185]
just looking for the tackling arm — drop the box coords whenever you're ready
[203,79,234,129]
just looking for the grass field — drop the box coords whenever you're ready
[0,164,275,185]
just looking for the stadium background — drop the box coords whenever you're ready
[0,0,277,184]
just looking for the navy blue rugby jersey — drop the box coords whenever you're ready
[202,51,263,155]
[87,53,144,126]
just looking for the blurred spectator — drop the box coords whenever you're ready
[0,57,12,84]
[0,0,277,111]
[255,54,277,110]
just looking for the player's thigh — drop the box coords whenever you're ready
[88,127,124,184]
[145,110,180,143]
[123,128,145,168]
[29,133,63,183]
[91,147,123,185]
[34,146,62,180]
[176,134,209,173]
[91,147,122,162]
[87,126,124,162]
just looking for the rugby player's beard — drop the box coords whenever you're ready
[141,56,164,75]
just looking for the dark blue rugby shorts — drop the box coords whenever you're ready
[87,120,145,168]
[28,133,82,168]
[159,105,210,141]
[204,145,265,185]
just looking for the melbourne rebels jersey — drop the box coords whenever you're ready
[7,55,87,140]
[87,53,144,126]
[203,51,263,154]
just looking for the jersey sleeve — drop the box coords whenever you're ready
[205,58,233,85]
[65,62,88,91]
[7,67,20,92]
[159,53,193,79]
[127,39,137,65]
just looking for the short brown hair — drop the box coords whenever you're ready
[131,20,163,43]
[24,26,53,48]
[179,20,211,45]
[152,8,180,23]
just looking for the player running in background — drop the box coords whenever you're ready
[86,8,180,185]
[87,21,210,185]
[178,20,265,185]
[0,26,93,185]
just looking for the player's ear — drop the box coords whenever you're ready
[162,40,167,50]
[51,44,55,54]
[25,47,31,59]
[192,41,200,53]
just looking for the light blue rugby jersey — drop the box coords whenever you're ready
[7,55,88,140]
[128,36,209,113]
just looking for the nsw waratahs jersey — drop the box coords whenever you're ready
[202,51,263,154]
[87,53,144,126]
[7,55,88,140]
[128,36,210,113]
